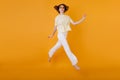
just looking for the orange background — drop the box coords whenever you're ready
[0,0,120,80]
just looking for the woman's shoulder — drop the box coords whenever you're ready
[55,15,59,20]
[55,14,60,18]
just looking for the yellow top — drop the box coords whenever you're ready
[55,14,73,32]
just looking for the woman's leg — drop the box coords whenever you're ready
[48,40,62,62]
[58,32,80,70]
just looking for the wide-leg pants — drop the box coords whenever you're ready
[48,32,78,65]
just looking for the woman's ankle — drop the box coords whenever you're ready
[73,64,80,70]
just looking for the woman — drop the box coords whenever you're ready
[48,3,86,70]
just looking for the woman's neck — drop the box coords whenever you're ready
[59,12,64,15]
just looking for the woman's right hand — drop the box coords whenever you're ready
[48,34,53,38]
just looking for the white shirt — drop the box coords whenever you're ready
[55,14,73,32]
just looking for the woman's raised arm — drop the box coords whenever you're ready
[70,14,86,25]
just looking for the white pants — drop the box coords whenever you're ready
[48,32,78,65]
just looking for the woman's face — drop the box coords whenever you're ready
[59,5,65,13]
